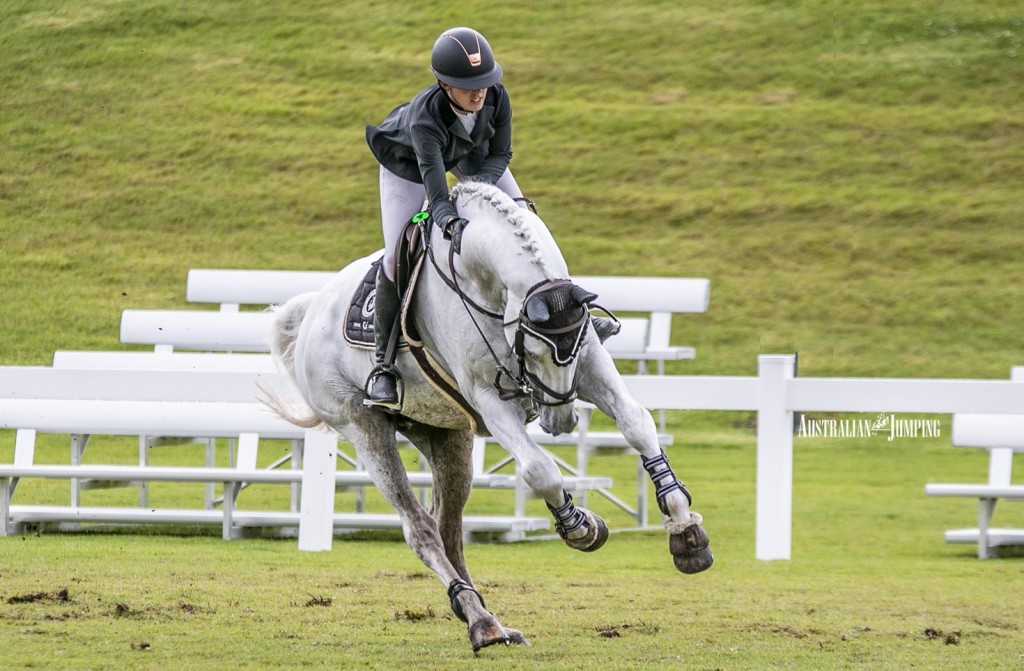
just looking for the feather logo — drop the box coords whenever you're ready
[870,413,890,435]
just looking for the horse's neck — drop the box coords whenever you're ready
[459,210,569,310]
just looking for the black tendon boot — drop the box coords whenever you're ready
[365,270,401,409]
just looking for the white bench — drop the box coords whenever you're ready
[182,266,704,440]
[48,352,614,513]
[924,366,1024,558]
[182,267,708,430]
[185,267,707,425]
[184,268,710,364]
[0,367,549,542]
[119,310,274,353]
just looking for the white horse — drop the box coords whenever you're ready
[264,182,712,652]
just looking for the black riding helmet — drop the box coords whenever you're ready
[431,27,503,90]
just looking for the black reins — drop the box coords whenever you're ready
[423,219,587,408]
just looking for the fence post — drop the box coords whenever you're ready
[298,429,337,551]
[756,354,796,560]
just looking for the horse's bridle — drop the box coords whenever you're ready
[425,222,593,408]
[504,279,591,407]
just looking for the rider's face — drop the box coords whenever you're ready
[442,84,487,112]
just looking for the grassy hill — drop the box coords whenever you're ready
[2,0,1021,377]
[2,4,1024,668]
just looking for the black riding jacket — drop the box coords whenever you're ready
[366,83,513,226]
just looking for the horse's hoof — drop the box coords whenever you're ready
[470,621,531,654]
[667,514,713,574]
[503,628,531,647]
[564,509,609,553]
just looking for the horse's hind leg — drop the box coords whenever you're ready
[345,409,528,652]
[401,424,474,582]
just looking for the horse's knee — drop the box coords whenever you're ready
[612,401,660,456]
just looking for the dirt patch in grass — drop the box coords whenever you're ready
[305,595,333,608]
[923,627,961,646]
[395,606,436,622]
[595,622,661,638]
[113,602,136,618]
[6,588,71,605]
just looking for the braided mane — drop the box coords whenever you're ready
[451,181,546,268]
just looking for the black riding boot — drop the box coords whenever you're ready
[365,269,401,409]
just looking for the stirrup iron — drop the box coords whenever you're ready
[363,364,404,411]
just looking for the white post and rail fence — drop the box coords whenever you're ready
[603,354,1024,561]
[4,357,1023,558]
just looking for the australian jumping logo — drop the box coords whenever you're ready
[797,413,941,442]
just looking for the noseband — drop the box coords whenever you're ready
[425,223,591,408]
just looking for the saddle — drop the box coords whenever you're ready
[343,218,425,349]
[343,214,489,434]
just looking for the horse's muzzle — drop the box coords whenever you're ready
[539,405,577,437]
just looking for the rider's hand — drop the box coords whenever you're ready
[442,217,468,239]
[443,217,470,254]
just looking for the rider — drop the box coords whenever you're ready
[363,27,618,410]
[363,27,526,409]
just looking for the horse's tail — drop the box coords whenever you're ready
[258,292,327,430]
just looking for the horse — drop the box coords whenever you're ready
[262,181,712,652]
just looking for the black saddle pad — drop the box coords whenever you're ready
[344,260,381,348]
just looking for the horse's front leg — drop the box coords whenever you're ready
[474,392,609,553]
[577,346,713,574]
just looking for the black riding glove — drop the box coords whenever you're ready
[442,217,470,254]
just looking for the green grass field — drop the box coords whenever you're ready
[3,431,1024,670]
[2,0,1023,668]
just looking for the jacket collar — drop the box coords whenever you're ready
[439,86,496,142]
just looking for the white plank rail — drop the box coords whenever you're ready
[119,310,273,353]
[53,350,277,373]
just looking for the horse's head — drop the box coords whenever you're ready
[505,279,597,436]
[444,183,595,434]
